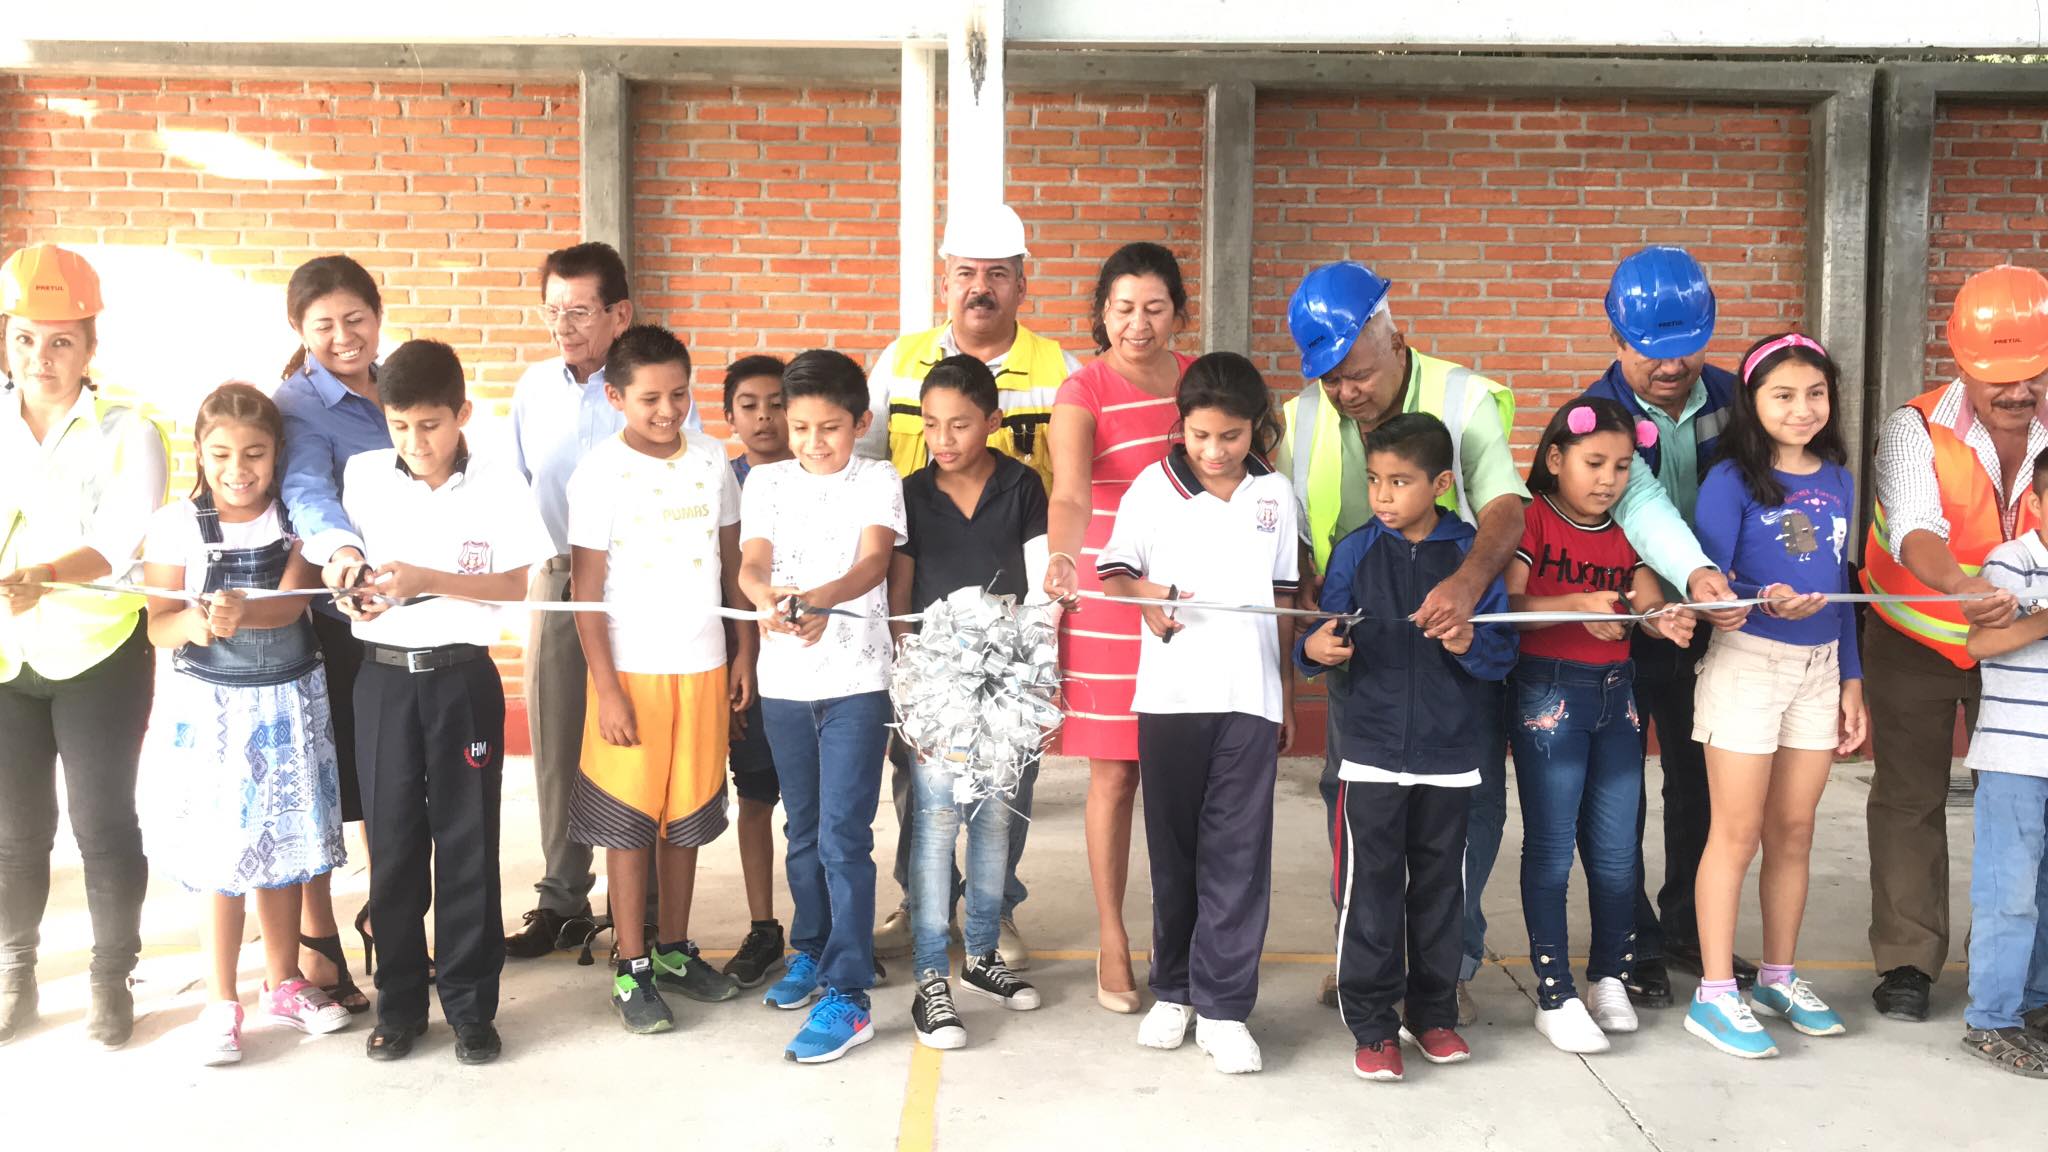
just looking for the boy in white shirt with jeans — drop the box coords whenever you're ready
[327,340,552,1066]
[738,349,905,1064]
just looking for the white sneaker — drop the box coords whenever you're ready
[196,1000,242,1067]
[1534,997,1612,1054]
[1588,977,1640,1034]
[997,917,1030,971]
[1137,1000,1194,1050]
[1195,1016,1263,1074]
[874,907,913,959]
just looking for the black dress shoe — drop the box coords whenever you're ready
[85,980,134,1049]
[365,1019,428,1061]
[0,975,39,1046]
[1663,940,1759,990]
[1873,966,1933,1022]
[453,1022,502,1065]
[1625,958,1673,1008]
[505,908,595,960]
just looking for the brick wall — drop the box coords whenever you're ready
[0,74,583,698]
[630,84,1203,440]
[1924,101,2048,388]
[1252,94,1811,461]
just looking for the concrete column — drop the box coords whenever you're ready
[579,66,632,259]
[1869,72,1938,428]
[1805,72,1875,497]
[1202,80,1256,356]
[946,0,1006,209]
[899,44,938,334]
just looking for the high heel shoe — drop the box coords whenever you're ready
[1096,950,1141,1014]
[302,920,370,1016]
[354,906,376,977]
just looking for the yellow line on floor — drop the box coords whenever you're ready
[897,1041,943,1152]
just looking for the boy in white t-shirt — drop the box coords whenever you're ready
[563,325,754,1033]
[737,349,906,1064]
[325,340,553,1066]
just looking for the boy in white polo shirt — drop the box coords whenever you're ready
[327,339,551,1066]
[1096,352,1299,1076]
[1961,448,2048,1078]
[565,325,752,1033]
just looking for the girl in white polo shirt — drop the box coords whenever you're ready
[1095,351,1298,1075]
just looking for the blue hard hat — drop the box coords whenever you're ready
[1605,246,1716,359]
[1290,262,1393,380]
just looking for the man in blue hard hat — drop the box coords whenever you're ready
[1277,261,1529,1023]
[1577,245,1755,1009]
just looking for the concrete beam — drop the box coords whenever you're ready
[1869,71,1938,430]
[579,68,632,263]
[1201,79,1255,357]
[1806,70,1877,500]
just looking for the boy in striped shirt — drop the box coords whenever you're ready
[1961,445,2048,1078]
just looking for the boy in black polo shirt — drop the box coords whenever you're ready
[887,355,1048,1049]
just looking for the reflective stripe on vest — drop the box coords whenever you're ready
[1860,389,2038,669]
[884,325,1065,491]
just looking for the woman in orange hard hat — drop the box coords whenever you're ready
[1861,263,2048,1025]
[0,244,170,1050]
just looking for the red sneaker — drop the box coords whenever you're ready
[1353,1040,1404,1081]
[1402,1025,1471,1064]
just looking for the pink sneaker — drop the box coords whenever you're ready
[197,1000,243,1067]
[265,978,353,1035]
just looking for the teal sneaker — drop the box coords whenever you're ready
[1685,991,1779,1059]
[1751,976,1846,1037]
[763,951,821,1011]
[651,940,740,1004]
[785,988,874,1064]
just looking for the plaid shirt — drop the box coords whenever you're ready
[1873,379,2048,562]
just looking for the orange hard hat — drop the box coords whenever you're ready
[0,244,104,322]
[1947,264,2048,384]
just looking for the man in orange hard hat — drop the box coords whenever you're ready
[1862,263,2048,1022]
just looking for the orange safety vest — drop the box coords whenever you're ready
[1861,387,2041,669]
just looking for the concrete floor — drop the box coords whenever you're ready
[3,752,2038,1151]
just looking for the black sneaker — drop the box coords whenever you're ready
[505,908,596,959]
[724,920,786,988]
[1873,965,1932,1022]
[912,976,966,1050]
[961,950,1041,1011]
[1625,958,1674,1009]
[612,957,675,1035]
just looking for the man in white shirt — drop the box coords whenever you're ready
[505,241,701,958]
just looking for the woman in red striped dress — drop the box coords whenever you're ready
[1044,242,1193,1013]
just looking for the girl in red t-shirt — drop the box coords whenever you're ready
[1505,397,1695,1055]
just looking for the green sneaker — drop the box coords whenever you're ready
[612,958,675,1035]
[652,940,740,1003]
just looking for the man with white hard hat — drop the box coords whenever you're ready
[861,202,1080,969]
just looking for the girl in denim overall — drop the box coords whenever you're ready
[1506,398,1694,1054]
[142,383,350,1066]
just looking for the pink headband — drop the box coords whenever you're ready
[1741,333,1828,384]
[1566,404,1659,449]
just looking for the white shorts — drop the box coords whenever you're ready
[1691,629,1842,756]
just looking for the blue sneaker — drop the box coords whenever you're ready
[785,988,874,1064]
[763,951,821,1011]
[1685,991,1780,1059]
[1751,976,1846,1037]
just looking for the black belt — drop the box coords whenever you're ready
[363,642,490,674]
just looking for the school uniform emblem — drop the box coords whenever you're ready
[456,540,491,574]
[1255,498,1279,533]
[463,740,492,768]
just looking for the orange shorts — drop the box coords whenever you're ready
[569,667,731,849]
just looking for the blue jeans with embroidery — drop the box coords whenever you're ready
[1508,656,1644,1008]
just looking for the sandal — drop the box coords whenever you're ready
[365,1019,428,1062]
[1962,1027,2048,1078]
[303,930,371,1015]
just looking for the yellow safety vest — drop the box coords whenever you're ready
[885,324,1069,491]
[1279,350,1517,573]
[0,397,169,683]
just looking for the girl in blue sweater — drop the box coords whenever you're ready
[1684,333,1868,1059]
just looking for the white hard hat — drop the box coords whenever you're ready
[940,202,1029,260]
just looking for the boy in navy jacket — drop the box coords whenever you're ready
[1297,412,1517,1083]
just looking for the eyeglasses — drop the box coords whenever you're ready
[541,302,614,327]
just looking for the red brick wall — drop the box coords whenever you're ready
[1924,101,2048,388]
[0,74,583,698]
[629,84,1203,439]
[1252,95,1811,461]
